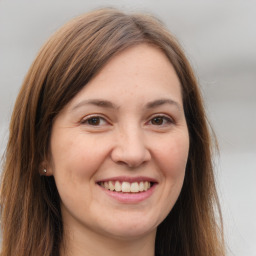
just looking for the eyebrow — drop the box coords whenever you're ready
[145,98,182,111]
[71,98,181,112]
[71,99,119,111]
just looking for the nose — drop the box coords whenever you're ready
[111,127,151,168]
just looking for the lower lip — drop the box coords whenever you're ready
[98,184,156,203]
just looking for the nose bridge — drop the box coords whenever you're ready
[111,123,151,167]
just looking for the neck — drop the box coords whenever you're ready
[60,226,156,256]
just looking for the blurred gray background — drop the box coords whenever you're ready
[0,1,255,255]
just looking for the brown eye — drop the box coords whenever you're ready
[151,117,164,125]
[149,116,173,126]
[81,116,108,126]
[87,117,101,125]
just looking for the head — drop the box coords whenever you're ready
[1,8,224,256]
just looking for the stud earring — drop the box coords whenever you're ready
[43,169,47,174]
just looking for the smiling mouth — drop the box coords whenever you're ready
[98,181,154,193]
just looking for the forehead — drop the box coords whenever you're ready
[67,43,183,110]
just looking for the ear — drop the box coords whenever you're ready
[39,160,53,176]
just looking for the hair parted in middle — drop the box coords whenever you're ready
[0,8,224,256]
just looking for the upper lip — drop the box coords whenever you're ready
[96,176,158,183]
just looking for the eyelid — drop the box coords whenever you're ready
[80,114,110,126]
[146,114,175,126]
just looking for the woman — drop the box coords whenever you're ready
[0,8,225,256]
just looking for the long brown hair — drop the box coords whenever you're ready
[0,8,225,256]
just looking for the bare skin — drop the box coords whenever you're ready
[47,44,189,256]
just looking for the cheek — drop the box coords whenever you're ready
[50,133,111,182]
[150,132,189,220]
[49,134,109,211]
[156,133,189,178]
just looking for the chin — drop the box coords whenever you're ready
[98,214,159,240]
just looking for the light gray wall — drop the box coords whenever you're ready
[0,1,255,255]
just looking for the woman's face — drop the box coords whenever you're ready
[48,44,189,241]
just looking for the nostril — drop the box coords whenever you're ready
[115,160,131,167]
[110,137,151,168]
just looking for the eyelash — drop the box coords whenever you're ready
[147,115,174,126]
[80,114,174,127]
[80,115,109,126]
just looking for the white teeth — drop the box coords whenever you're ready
[115,181,122,192]
[144,181,150,191]
[139,181,144,192]
[109,181,115,191]
[130,182,139,193]
[104,181,109,190]
[122,182,131,192]
[100,180,152,193]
